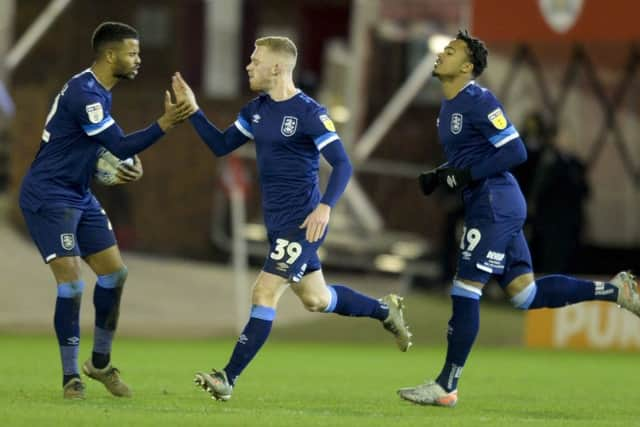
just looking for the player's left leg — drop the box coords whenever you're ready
[293,269,412,351]
[78,203,131,397]
[21,205,87,397]
[399,220,511,406]
[195,271,289,401]
[500,232,638,315]
[506,271,639,314]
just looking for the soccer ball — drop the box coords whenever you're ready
[94,148,134,185]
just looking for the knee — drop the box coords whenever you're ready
[57,280,85,299]
[252,285,278,307]
[97,266,128,289]
[300,293,330,312]
[510,281,537,309]
[451,280,483,300]
[51,257,83,283]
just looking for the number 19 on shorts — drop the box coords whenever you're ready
[460,226,482,252]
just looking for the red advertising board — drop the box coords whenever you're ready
[473,0,640,42]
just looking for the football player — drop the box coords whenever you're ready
[398,30,640,407]
[172,36,412,401]
[19,21,194,399]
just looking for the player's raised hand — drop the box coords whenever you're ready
[300,203,331,243]
[116,155,143,183]
[172,72,199,111]
[158,90,196,131]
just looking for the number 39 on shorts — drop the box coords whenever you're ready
[269,238,302,264]
[460,226,481,252]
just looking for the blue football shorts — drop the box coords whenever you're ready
[21,197,117,263]
[262,226,325,283]
[455,217,533,288]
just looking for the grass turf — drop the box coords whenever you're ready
[1,335,637,427]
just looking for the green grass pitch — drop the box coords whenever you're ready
[1,335,637,427]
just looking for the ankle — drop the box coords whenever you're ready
[92,352,110,369]
[63,373,80,386]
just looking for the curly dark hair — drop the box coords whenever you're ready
[91,22,138,54]
[456,30,488,78]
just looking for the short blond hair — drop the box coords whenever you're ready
[255,36,298,61]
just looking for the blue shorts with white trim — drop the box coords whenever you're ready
[455,218,532,288]
[262,226,324,283]
[21,197,117,263]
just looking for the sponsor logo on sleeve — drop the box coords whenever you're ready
[319,114,336,132]
[488,108,508,130]
[86,102,104,124]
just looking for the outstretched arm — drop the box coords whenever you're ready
[92,90,195,159]
[172,72,248,156]
[188,110,249,156]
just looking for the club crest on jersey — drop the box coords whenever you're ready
[60,233,75,250]
[488,108,508,130]
[281,116,298,137]
[319,114,336,132]
[450,113,463,134]
[85,102,104,124]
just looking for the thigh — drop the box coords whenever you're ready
[76,199,117,259]
[262,227,324,283]
[455,219,522,283]
[21,205,83,263]
[84,245,125,276]
[498,230,534,291]
[49,256,83,284]
[252,270,291,307]
[292,269,329,299]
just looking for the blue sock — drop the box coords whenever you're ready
[92,268,127,368]
[528,275,618,309]
[323,285,389,320]
[54,281,84,385]
[436,282,480,392]
[224,305,275,386]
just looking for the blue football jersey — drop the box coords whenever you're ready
[20,69,116,211]
[437,82,526,221]
[233,92,340,231]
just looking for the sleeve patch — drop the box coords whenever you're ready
[487,108,507,130]
[86,102,104,124]
[319,114,336,132]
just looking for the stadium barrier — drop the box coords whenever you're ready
[526,301,640,351]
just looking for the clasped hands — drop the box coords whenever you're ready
[158,72,200,131]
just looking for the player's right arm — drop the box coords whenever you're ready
[172,72,249,156]
[188,110,250,156]
[72,89,192,159]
